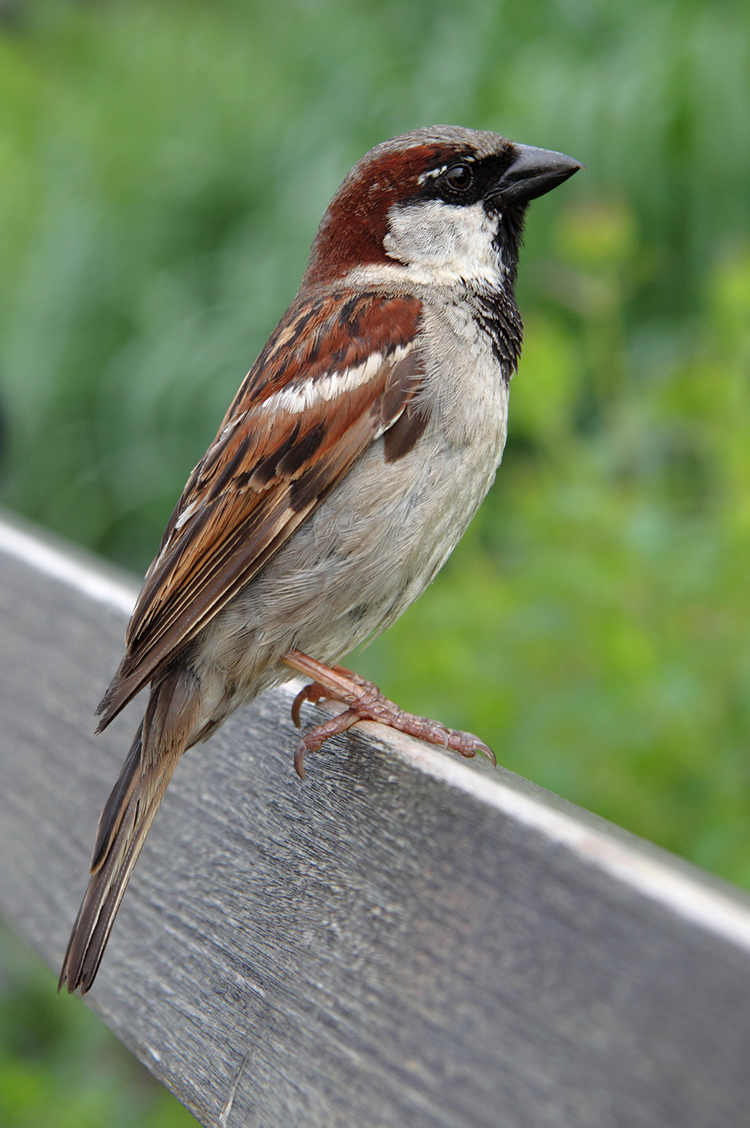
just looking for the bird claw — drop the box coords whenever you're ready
[478,742,497,767]
[285,650,496,778]
[293,706,360,779]
[291,682,328,728]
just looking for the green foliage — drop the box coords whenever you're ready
[2,0,750,566]
[363,235,750,886]
[0,925,196,1127]
[0,0,749,1120]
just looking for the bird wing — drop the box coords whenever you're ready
[96,292,424,729]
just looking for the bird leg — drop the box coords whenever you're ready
[282,648,496,779]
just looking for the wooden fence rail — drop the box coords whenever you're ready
[1,507,750,1127]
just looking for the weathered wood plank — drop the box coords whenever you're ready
[1,507,750,1128]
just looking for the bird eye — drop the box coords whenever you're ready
[445,164,473,191]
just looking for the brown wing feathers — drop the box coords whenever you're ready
[96,293,423,730]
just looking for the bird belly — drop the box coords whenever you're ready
[194,368,509,724]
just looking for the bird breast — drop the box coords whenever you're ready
[194,292,511,718]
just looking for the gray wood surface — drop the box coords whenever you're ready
[2,508,750,1128]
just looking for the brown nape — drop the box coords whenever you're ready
[303,144,446,285]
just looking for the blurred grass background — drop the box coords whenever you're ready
[1,0,749,1123]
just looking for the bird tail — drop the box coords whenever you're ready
[59,666,199,994]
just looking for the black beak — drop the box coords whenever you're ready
[498,144,584,205]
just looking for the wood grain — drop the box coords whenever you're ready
[1,509,750,1128]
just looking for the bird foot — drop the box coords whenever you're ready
[283,649,496,779]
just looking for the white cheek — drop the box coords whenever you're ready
[383,200,503,282]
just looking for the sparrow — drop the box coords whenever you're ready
[59,125,582,993]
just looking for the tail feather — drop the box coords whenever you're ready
[58,747,181,993]
[90,730,142,874]
[59,666,200,994]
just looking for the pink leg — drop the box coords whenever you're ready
[283,649,496,779]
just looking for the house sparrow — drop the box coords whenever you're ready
[59,125,582,993]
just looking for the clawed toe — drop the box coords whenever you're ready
[293,707,360,779]
[445,730,497,766]
[291,681,328,728]
[284,648,496,778]
[399,715,497,765]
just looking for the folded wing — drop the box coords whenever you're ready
[96,292,423,729]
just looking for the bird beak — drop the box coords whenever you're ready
[498,144,584,204]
